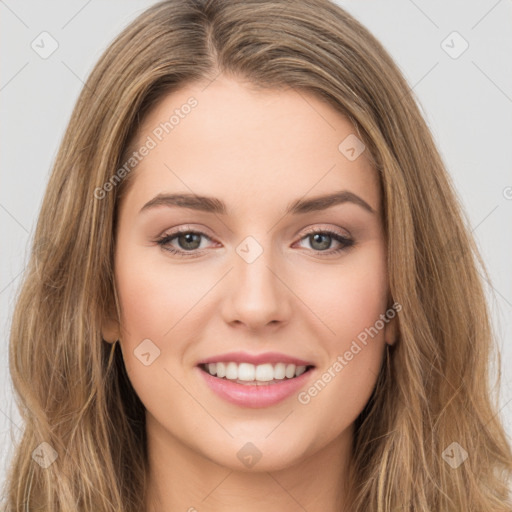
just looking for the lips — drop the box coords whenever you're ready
[195,351,316,408]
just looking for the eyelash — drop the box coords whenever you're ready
[155,226,354,258]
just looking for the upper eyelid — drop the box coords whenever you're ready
[159,224,350,237]
[158,225,351,245]
[300,225,351,238]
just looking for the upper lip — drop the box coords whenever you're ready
[197,351,315,367]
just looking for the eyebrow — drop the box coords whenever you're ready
[139,190,376,216]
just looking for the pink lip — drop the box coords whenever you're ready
[196,365,315,408]
[196,351,314,367]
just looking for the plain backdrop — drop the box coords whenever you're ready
[1,0,511,495]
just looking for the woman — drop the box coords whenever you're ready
[3,0,512,510]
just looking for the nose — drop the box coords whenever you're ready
[221,238,292,332]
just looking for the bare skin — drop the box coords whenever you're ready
[102,74,396,512]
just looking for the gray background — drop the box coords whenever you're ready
[1,0,511,495]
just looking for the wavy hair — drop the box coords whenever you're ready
[3,0,512,510]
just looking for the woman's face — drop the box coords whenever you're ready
[107,75,395,472]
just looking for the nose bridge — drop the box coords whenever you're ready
[234,234,280,295]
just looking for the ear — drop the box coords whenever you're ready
[384,301,400,346]
[101,301,121,344]
[102,317,120,344]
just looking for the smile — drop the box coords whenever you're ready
[200,361,312,383]
[196,361,315,408]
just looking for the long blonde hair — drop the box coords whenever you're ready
[3,0,511,510]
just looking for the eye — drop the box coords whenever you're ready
[155,226,215,258]
[155,226,354,258]
[295,227,354,256]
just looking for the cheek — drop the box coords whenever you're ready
[294,243,388,419]
[301,241,388,344]
[113,245,222,397]
[113,250,201,408]
[115,251,205,338]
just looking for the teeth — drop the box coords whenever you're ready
[285,364,295,378]
[273,362,286,380]
[214,362,225,378]
[255,364,274,381]
[239,362,255,381]
[226,362,238,380]
[203,362,309,381]
[295,365,307,377]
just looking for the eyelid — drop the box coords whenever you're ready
[299,224,351,239]
[157,223,351,242]
[157,224,215,240]
[155,224,354,257]
[292,226,354,255]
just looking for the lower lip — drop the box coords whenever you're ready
[196,366,315,408]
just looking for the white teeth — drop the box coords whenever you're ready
[202,361,311,381]
[255,363,274,381]
[226,362,238,380]
[285,364,296,379]
[216,362,225,378]
[295,365,306,377]
[274,362,286,380]
[238,362,255,381]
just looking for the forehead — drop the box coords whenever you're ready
[121,75,380,216]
